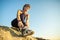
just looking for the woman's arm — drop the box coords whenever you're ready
[17,10,24,27]
[17,10,22,21]
[26,14,30,27]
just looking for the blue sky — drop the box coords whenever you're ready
[0,0,60,39]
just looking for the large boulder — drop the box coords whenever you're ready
[0,26,46,40]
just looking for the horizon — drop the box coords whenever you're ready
[0,0,60,40]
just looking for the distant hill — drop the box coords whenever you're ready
[0,26,47,40]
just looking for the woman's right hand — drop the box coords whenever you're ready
[18,21,24,28]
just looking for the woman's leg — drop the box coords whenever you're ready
[11,18,19,28]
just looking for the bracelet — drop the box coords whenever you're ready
[18,20,21,22]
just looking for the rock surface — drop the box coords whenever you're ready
[0,26,46,40]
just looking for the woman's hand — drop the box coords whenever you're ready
[25,23,29,28]
[18,21,24,28]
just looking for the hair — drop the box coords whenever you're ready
[23,4,30,10]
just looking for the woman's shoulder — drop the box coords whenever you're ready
[17,10,22,14]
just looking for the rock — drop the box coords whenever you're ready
[0,26,46,40]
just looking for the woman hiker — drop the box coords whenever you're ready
[11,4,34,36]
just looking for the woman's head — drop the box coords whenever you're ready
[23,4,30,12]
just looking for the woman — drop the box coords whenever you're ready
[11,4,33,36]
[11,4,30,28]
